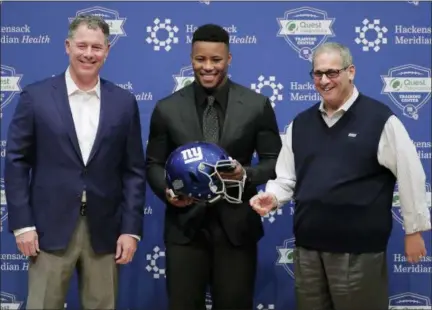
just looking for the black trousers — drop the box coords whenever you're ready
[294,247,389,310]
[165,208,257,310]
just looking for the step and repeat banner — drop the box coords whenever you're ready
[1,1,431,309]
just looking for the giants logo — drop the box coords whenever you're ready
[181,147,203,164]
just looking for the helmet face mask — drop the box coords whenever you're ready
[165,142,244,204]
[198,159,244,204]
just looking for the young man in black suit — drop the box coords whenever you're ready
[146,24,282,310]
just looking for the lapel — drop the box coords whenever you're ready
[179,85,204,141]
[219,82,244,148]
[51,73,83,164]
[51,74,111,165]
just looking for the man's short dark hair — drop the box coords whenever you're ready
[192,24,229,47]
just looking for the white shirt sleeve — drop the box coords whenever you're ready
[378,115,431,234]
[14,226,36,236]
[265,122,297,207]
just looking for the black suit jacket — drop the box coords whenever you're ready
[145,81,282,245]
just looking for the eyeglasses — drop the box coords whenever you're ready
[310,66,350,80]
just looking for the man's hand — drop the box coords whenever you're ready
[115,234,137,264]
[16,230,39,257]
[218,160,245,181]
[249,192,278,216]
[405,232,427,263]
[165,188,194,207]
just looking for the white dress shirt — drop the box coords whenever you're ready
[14,68,140,241]
[266,86,431,234]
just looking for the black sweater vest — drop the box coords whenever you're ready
[291,93,396,253]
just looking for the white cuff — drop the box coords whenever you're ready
[127,234,141,241]
[14,226,36,237]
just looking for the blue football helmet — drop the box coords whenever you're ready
[165,141,245,204]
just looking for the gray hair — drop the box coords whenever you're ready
[311,42,353,69]
[68,15,110,44]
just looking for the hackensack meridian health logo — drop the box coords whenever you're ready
[388,292,431,309]
[354,18,388,52]
[1,64,23,119]
[381,64,431,120]
[250,75,284,108]
[145,246,166,279]
[0,291,23,309]
[69,7,126,47]
[172,66,195,92]
[277,7,335,62]
[146,18,179,52]
[1,178,7,232]
[276,237,295,278]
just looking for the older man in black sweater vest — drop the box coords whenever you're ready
[250,42,430,310]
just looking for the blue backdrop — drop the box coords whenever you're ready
[1,1,431,309]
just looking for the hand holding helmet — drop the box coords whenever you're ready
[165,141,245,206]
[165,188,195,207]
[218,159,246,181]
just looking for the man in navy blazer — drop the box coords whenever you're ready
[4,15,146,309]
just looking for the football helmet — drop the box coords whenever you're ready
[165,141,245,204]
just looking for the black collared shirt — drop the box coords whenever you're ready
[193,79,231,136]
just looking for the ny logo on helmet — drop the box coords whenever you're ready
[181,147,203,164]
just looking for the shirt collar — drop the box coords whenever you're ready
[318,86,359,114]
[194,78,231,111]
[65,66,101,98]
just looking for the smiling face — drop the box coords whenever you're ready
[191,41,231,90]
[312,51,356,110]
[65,23,110,89]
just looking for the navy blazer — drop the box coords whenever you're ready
[4,73,146,254]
